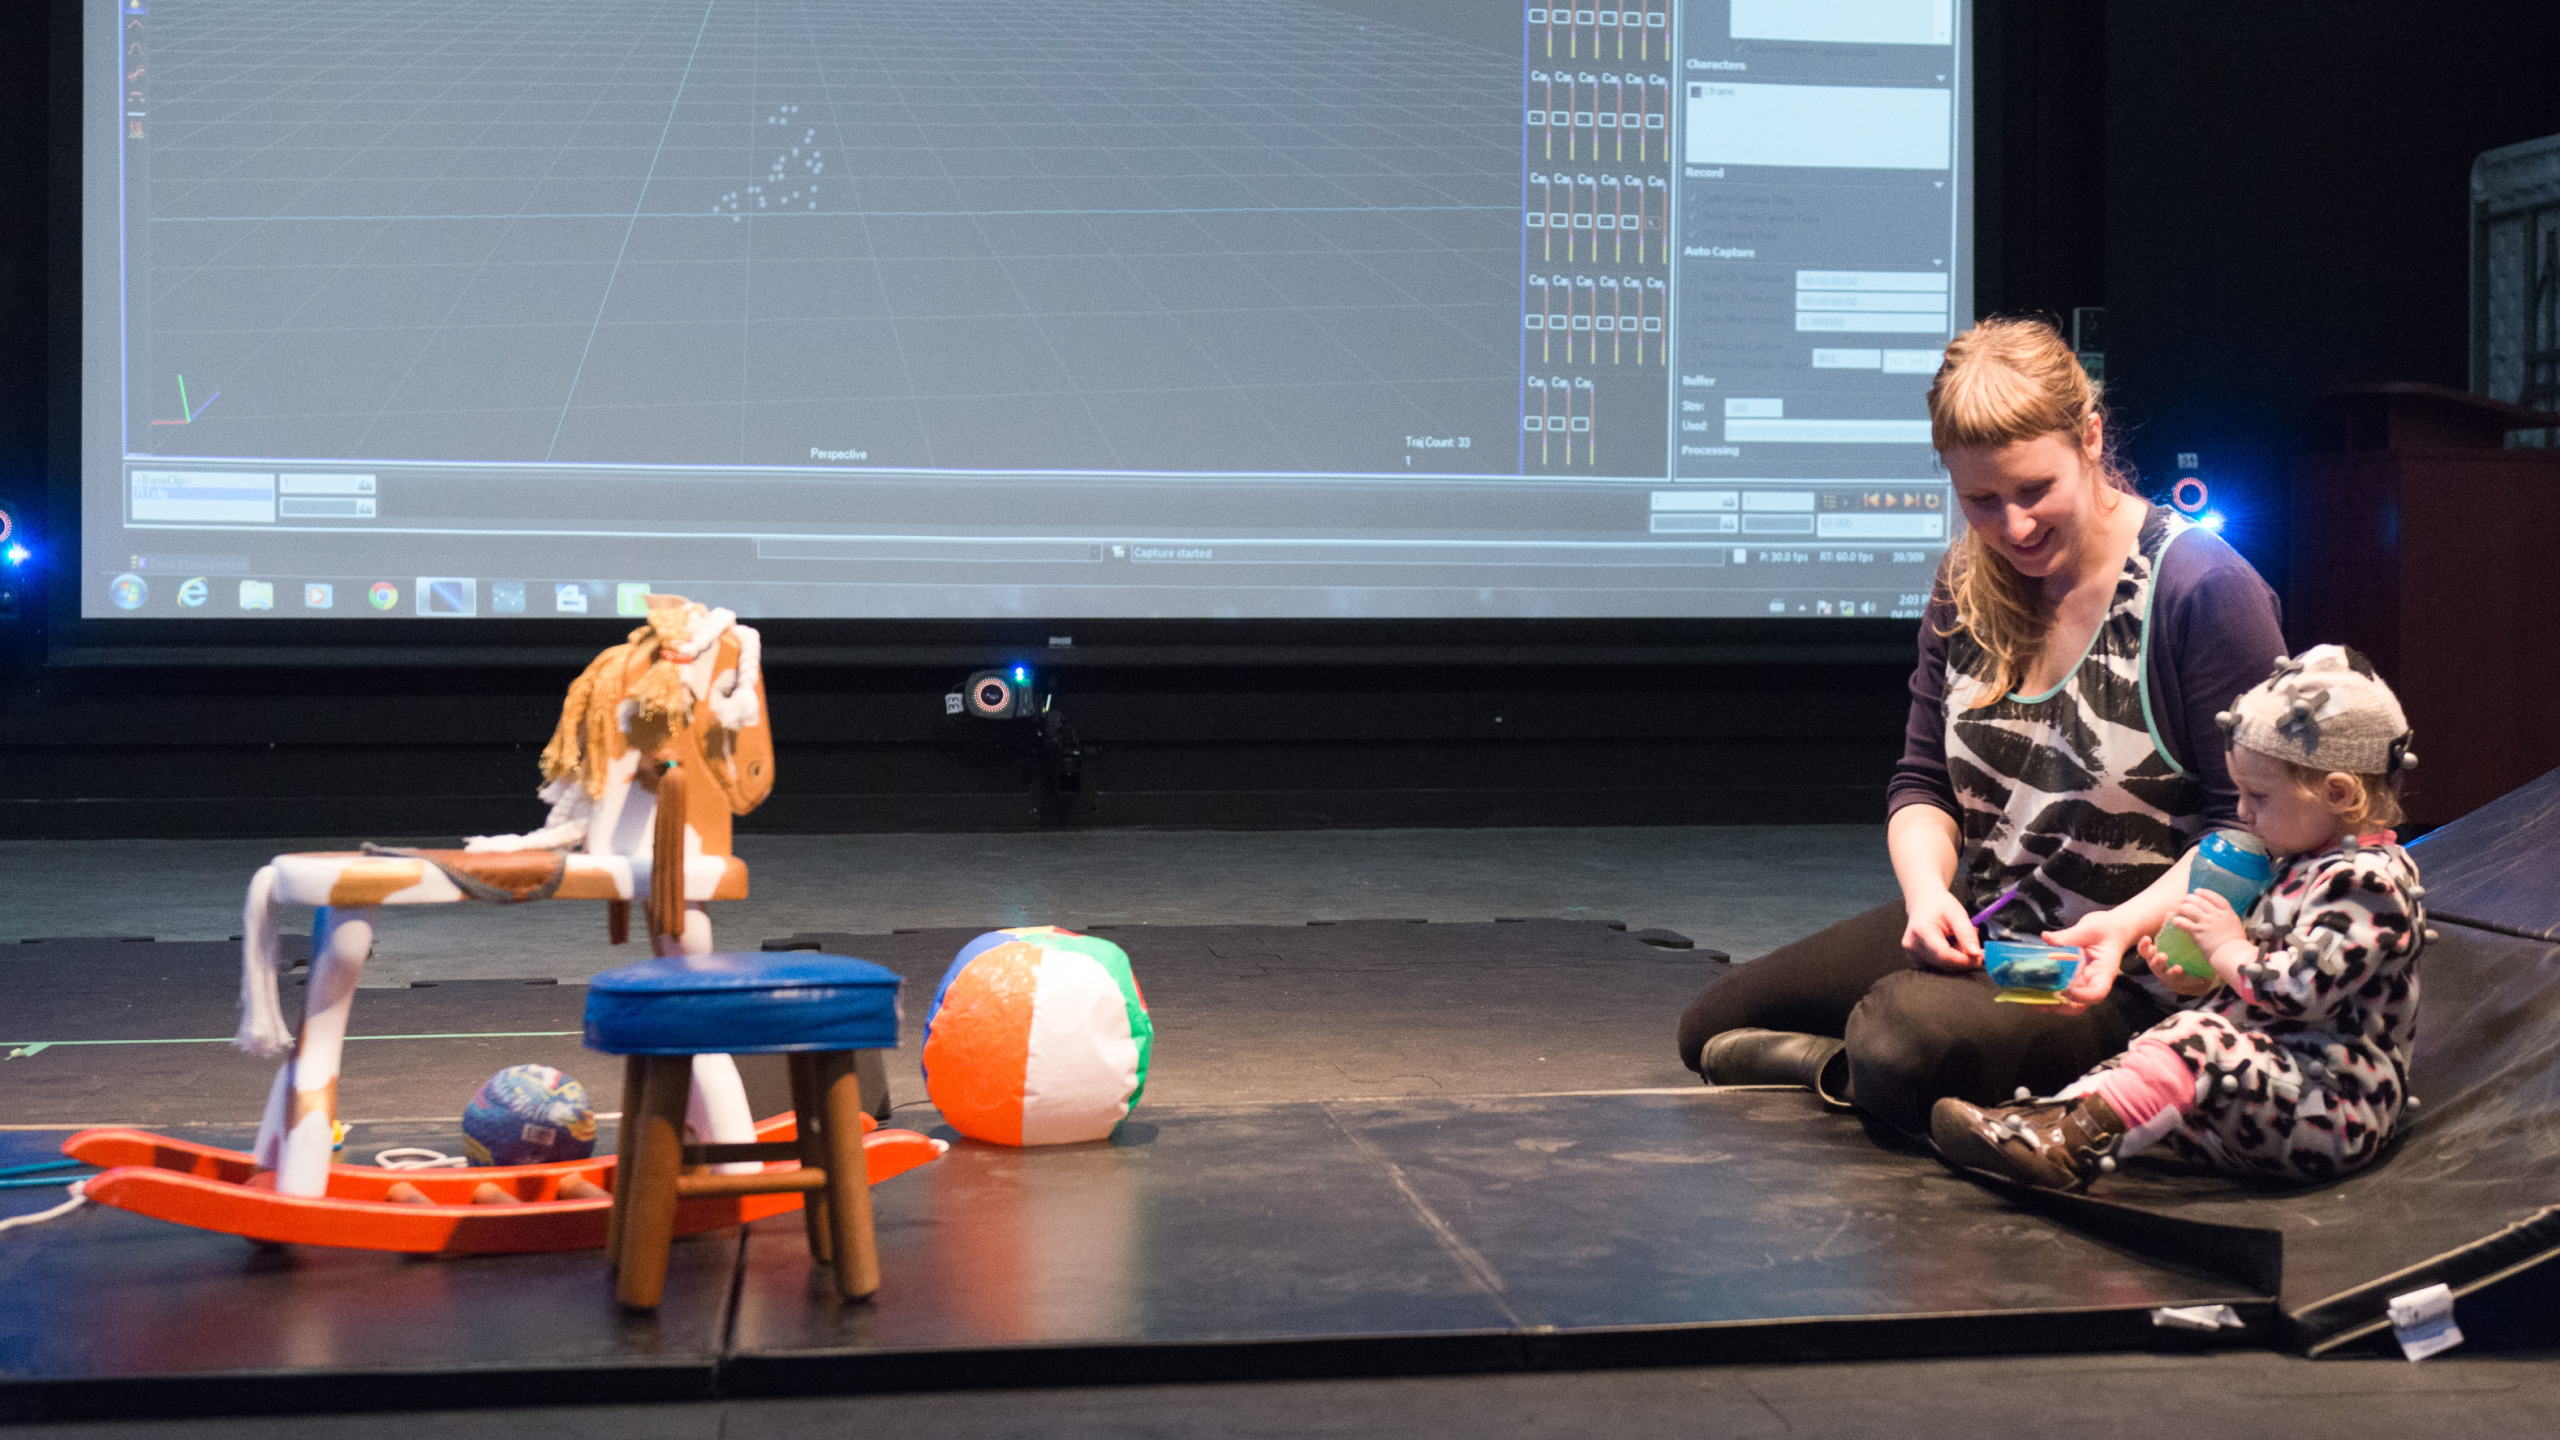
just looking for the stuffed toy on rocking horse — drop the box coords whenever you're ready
[236,594,774,1196]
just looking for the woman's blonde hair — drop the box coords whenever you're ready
[1928,317,2136,703]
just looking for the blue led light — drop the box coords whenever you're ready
[3,544,28,566]
[2199,511,2227,534]
[1014,666,1027,682]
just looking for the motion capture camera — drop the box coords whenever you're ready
[942,665,1085,815]
[954,666,1039,720]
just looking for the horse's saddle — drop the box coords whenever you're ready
[359,844,566,903]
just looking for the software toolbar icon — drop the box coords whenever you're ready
[238,579,274,610]
[305,582,334,609]
[177,577,208,607]
[616,582,651,617]
[417,577,477,616]
[369,581,399,611]
[555,583,588,614]
[110,573,147,609]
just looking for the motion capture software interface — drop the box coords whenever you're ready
[84,0,1971,620]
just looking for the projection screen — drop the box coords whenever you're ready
[81,0,1972,621]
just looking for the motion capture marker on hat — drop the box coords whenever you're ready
[921,927,1153,1146]
[2224,644,2413,774]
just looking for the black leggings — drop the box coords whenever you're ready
[1675,900,2168,1136]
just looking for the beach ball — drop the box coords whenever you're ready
[461,1063,598,1166]
[921,927,1153,1145]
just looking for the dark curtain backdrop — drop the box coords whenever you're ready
[2101,1,2560,603]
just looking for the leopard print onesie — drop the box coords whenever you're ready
[2109,836,2424,1180]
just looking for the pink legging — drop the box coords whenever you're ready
[2091,1038,2195,1128]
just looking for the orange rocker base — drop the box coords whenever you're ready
[63,1113,945,1255]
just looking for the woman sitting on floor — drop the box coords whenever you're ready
[1675,317,2287,1136]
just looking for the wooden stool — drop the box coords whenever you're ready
[584,951,903,1311]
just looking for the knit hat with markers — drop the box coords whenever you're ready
[2216,644,2416,776]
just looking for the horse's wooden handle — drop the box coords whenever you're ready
[648,761,689,943]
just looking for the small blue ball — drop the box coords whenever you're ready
[461,1064,597,1167]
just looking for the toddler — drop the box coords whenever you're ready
[1932,645,2428,1189]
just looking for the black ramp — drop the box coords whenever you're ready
[2005,919,2560,1353]
[2407,764,2560,939]
[724,1089,2265,1388]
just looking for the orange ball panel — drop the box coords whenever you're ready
[921,942,1041,1147]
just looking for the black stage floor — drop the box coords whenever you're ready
[8,825,2560,1420]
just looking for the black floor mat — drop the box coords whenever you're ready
[0,1091,2265,1421]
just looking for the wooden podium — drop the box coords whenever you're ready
[2289,384,2560,827]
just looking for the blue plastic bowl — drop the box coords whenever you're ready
[1984,940,2082,993]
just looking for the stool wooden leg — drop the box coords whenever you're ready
[616,1056,693,1311]
[606,1054,647,1272]
[814,1050,880,1301]
[787,1052,832,1264]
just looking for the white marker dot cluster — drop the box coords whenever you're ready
[715,105,826,220]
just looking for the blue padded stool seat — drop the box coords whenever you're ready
[585,952,902,1056]
[592,951,901,1310]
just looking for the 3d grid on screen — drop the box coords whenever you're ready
[920,927,1153,1146]
[460,1064,599,1167]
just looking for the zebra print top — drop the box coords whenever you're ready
[1939,507,2210,940]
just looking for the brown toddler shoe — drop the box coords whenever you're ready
[1929,1090,2129,1191]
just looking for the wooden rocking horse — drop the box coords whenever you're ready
[235,594,775,1197]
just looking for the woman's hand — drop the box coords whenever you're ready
[1888,806,1978,971]
[2137,934,2216,997]
[1902,888,1983,971]
[2041,907,2145,1015]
